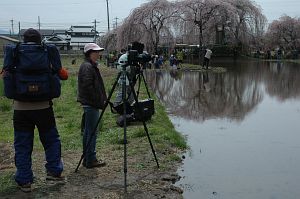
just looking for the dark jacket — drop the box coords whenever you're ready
[77,59,107,109]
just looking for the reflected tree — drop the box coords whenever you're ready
[264,62,300,101]
[145,70,263,122]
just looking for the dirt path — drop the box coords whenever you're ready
[0,142,184,199]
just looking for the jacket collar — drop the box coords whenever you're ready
[85,58,98,67]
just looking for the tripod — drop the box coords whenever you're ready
[136,67,151,99]
[75,64,159,193]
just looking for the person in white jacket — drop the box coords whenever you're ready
[203,48,212,69]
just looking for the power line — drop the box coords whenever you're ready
[0,19,109,32]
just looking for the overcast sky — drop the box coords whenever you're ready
[0,0,299,33]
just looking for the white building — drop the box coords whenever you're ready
[66,26,98,51]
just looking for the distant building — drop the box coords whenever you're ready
[66,26,98,51]
[19,29,67,40]
[11,26,99,52]
[0,35,19,54]
[42,35,70,51]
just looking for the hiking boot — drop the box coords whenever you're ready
[83,159,106,169]
[46,172,65,181]
[19,183,31,193]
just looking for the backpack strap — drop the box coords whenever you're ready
[4,42,21,72]
[45,44,62,74]
[13,42,21,61]
[13,42,21,69]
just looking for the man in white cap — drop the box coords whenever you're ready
[77,43,107,168]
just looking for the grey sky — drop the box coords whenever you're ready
[0,0,299,33]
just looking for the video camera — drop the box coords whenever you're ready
[127,42,152,67]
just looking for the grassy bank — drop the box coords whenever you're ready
[0,56,187,194]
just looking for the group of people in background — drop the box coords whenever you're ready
[255,47,299,60]
[105,47,215,70]
[148,49,185,70]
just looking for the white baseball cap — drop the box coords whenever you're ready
[84,43,104,53]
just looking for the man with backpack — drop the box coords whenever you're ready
[2,28,66,192]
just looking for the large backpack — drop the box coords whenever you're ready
[3,43,62,102]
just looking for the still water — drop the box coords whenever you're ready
[145,60,300,199]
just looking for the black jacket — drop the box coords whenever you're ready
[77,59,107,109]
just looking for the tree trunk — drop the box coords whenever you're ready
[199,26,203,66]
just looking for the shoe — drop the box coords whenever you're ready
[46,172,65,181]
[83,159,106,169]
[19,183,31,193]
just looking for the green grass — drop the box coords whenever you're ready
[0,56,187,193]
[0,91,13,143]
[0,171,16,194]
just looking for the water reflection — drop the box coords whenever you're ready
[145,61,300,122]
[145,60,300,199]
[265,62,300,101]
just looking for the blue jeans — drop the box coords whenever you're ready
[13,108,63,185]
[82,106,100,165]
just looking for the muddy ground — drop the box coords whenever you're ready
[0,140,184,199]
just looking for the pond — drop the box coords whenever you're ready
[145,59,300,199]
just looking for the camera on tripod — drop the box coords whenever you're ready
[111,42,155,126]
[127,42,152,69]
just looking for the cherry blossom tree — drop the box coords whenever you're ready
[178,0,221,48]
[177,0,266,49]
[224,0,267,50]
[266,15,300,50]
[104,0,266,59]
[116,0,179,54]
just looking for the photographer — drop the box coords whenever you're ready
[77,43,107,168]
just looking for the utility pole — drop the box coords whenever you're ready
[38,16,41,31]
[93,19,100,42]
[106,0,110,32]
[10,19,14,35]
[18,21,21,41]
[105,0,110,67]
[114,17,119,29]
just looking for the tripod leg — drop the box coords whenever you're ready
[140,71,151,98]
[121,71,128,193]
[127,73,160,168]
[75,72,122,172]
[136,73,142,99]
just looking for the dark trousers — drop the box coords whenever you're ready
[13,107,63,185]
[203,57,210,69]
